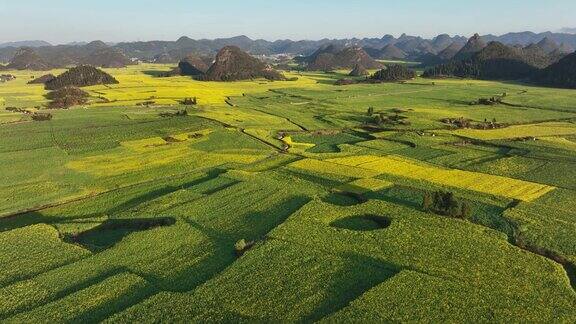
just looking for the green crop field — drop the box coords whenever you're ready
[1,63,575,323]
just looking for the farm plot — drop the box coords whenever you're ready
[324,155,555,201]
[6,273,151,323]
[505,201,576,264]
[66,128,272,177]
[265,199,576,322]
[108,239,397,322]
[452,122,576,140]
[0,64,575,322]
[0,69,65,108]
[87,65,323,106]
[336,178,394,194]
[291,132,367,154]
[0,224,89,287]
[109,198,576,322]
[324,269,574,323]
[289,158,381,179]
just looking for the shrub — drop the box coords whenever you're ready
[472,97,502,105]
[159,109,188,118]
[335,79,356,86]
[441,117,472,129]
[31,113,53,121]
[181,97,197,105]
[136,101,155,106]
[234,239,255,256]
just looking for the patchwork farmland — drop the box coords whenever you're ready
[1,59,576,322]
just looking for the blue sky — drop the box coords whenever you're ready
[1,0,575,43]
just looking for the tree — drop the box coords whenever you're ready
[367,107,374,116]
[234,239,254,256]
[422,192,432,211]
[461,203,472,220]
[182,97,197,105]
[425,191,468,218]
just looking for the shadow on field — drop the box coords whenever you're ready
[69,276,156,324]
[283,169,347,188]
[323,192,366,206]
[304,253,400,322]
[106,169,227,216]
[330,214,392,231]
[142,70,171,77]
[0,267,129,320]
[163,196,311,292]
[70,217,176,252]
[0,212,53,233]
[0,170,229,234]
[417,96,472,106]
[365,186,423,210]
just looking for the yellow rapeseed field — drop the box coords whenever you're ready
[289,158,381,179]
[326,155,555,202]
[86,64,324,106]
[282,136,316,153]
[452,122,576,140]
[67,132,266,177]
[1,64,326,110]
[336,178,394,194]
[0,69,65,108]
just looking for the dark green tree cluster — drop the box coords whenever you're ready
[45,86,89,109]
[0,74,16,82]
[159,109,188,118]
[28,74,55,85]
[532,52,576,89]
[370,65,416,82]
[423,191,472,219]
[372,112,410,126]
[45,65,119,90]
[423,58,536,80]
[423,42,538,80]
[201,46,285,82]
[31,112,53,121]
[441,117,472,129]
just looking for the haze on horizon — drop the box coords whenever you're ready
[1,0,575,44]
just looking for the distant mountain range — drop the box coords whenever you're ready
[0,40,51,49]
[559,27,576,34]
[1,31,575,68]
[300,45,383,71]
[421,34,576,88]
